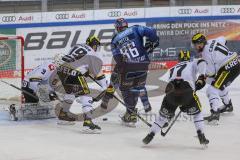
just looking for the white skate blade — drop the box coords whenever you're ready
[57,120,75,125]
[80,127,101,134]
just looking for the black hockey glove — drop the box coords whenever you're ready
[145,38,159,53]
[195,74,206,91]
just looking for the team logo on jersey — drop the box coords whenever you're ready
[48,64,55,71]
[0,41,12,67]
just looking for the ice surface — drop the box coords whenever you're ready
[0,76,240,160]
[0,78,21,101]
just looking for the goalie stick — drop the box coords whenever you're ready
[0,79,39,101]
[0,79,105,103]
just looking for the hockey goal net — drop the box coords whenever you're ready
[0,36,24,105]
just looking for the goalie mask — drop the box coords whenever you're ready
[86,36,100,52]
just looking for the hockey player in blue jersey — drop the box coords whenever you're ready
[108,18,159,124]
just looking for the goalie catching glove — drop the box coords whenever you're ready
[195,74,206,91]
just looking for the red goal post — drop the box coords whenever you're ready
[0,35,25,103]
[0,35,25,81]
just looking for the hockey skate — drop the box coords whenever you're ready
[204,109,220,125]
[142,132,155,145]
[57,108,76,125]
[81,119,101,134]
[197,130,209,149]
[121,109,138,127]
[9,104,18,121]
[220,100,233,113]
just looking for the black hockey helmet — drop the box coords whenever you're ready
[178,50,191,62]
[86,36,100,51]
[192,33,207,45]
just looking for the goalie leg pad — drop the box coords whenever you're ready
[17,102,56,120]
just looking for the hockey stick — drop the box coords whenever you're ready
[87,75,152,127]
[92,90,106,102]
[58,63,151,126]
[161,110,182,137]
[0,80,39,100]
[0,79,105,104]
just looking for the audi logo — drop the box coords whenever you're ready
[55,14,69,20]
[221,8,235,14]
[178,9,192,15]
[108,11,121,17]
[2,16,16,22]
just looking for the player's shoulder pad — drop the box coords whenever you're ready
[132,24,140,27]
[197,59,206,65]
[111,33,117,43]
[216,36,226,45]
